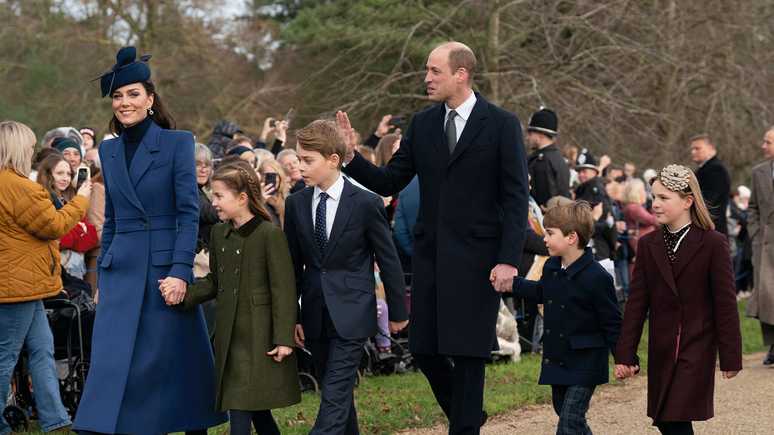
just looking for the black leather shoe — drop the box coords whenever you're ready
[764,345,774,365]
[481,409,489,427]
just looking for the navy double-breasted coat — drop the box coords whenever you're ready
[343,93,529,358]
[513,248,622,386]
[73,121,227,434]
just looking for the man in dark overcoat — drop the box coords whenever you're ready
[691,134,731,236]
[339,41,529,435]
[525,108,571,207]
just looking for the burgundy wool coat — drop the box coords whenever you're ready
[615,225,743,424]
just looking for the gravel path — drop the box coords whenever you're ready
[396,352,772,434]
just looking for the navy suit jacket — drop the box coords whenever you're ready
[343,92,529,358]
[284,178,408,341]
[513,248,622,386]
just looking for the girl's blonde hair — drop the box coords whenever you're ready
[650,165,714,231]
[259,158,289,201]
[36,154,76,202]
[211,160,271,222]
[621,178,646,206]
[0,121,35,176]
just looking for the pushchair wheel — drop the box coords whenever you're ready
[3,405,30,431]
[299,372,319,394]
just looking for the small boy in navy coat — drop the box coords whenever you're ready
[512,199,622,434]
[285,120,409,435]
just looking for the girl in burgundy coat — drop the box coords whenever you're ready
[614,165,743,435]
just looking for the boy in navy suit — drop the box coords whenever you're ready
[511,199,622,434]
[285,120,409,435]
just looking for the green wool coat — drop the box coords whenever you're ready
[182,217,301,411]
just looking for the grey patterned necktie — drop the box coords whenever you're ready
[446,110,458,154]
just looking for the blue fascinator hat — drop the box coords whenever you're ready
[92,46,152,98]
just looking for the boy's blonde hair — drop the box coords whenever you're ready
[0,121,35,176]
[543,199,594,249]
[295,120,346,169]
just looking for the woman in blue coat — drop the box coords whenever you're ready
[73,47,227,435]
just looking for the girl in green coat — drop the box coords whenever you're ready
[162,160,300,435]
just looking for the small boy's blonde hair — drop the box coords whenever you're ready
[295,120,346,169]
[542,199,594,249]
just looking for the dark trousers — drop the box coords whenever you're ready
[761,321,774,347]
[412,353,486,435]
[305,307,366,435]
[656,421,694,435]
[551,384,595,435]
[229,410,279,435]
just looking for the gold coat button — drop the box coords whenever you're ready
[547,300,553,305]
[236,249,241,255]
[553,271,557,277]
[233,289,238,294]
[561,305,566,310]
[221,247,226,252]
[544,358,549,364]
[546,329,551,335]
[559,334,564,338]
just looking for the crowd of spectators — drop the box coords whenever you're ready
[3,100,772,431]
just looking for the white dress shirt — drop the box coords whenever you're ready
[444,91,477,142]
[312,174,345,239]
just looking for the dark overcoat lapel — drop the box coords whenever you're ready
[430,104,450,164]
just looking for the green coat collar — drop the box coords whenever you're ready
[222,216,264,238]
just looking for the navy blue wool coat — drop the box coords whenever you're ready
[73,121,227,434]
[513,248,622,386]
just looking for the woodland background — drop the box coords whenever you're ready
[2,0,774,184]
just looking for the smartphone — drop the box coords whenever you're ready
[264,172,277,196]
[283,108,296,124]
[76,167,90,189]
[269,108,295,127]
[387,115,407,126]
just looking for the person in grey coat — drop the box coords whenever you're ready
[745,127,774,365]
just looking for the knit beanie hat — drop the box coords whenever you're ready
[51,137,83,162]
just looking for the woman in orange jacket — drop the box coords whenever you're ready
[0,121,92,435]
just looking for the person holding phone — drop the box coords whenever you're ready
[258,159,290,228]
[1,120,92,435]
[35,154,99,267]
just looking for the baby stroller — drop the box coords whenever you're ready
[3,299,89,431]
[296,346,320,394]
[360,329,412,377]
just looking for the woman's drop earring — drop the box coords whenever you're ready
[148,108,154,115]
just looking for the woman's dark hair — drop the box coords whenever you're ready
[36,154,75,202]
[109,79,176,135]
[211,160,272,223]
[32,147,62,171]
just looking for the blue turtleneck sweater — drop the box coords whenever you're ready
[122,115,153,170]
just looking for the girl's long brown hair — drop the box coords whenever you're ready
[211,160,271,223]
[36,154,76,203]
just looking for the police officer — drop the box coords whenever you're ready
[526,108,571,207]
[574,150,618,276]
